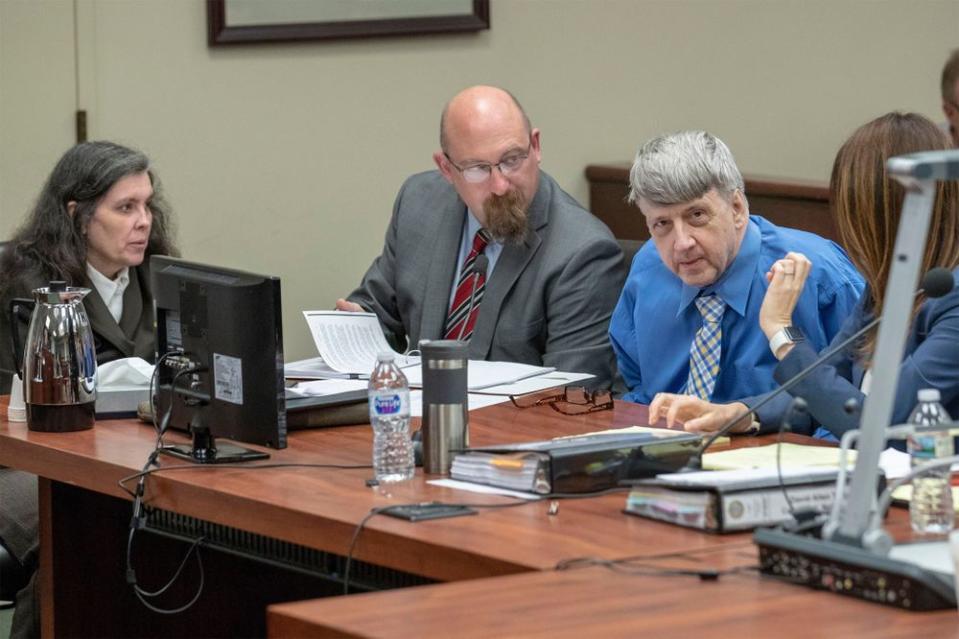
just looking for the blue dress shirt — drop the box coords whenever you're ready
[609,215,864,428]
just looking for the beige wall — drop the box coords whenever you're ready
[2,0,957,359]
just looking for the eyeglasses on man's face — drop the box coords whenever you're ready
[444,140,533,184]
[509,386,614,415]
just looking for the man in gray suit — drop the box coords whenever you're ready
[337,85,624,388]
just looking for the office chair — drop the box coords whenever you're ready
[617,238,644,271]
[0,538,28,609]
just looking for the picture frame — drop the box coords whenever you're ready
[207,0,490,45]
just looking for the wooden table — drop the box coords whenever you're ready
[268,544,959,638]
[2,398,952,637]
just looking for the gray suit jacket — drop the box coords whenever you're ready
[347,170,625,389]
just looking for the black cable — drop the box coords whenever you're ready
[341,486,632,595]
[554,555,759,580]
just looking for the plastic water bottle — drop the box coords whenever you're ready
[906,388,955,534]
[368,352,414,483]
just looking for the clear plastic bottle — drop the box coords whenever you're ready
[368,352,414,483]
[906,388,955,534]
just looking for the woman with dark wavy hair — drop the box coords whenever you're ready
[0,141,177,639]
[0,140,177,393]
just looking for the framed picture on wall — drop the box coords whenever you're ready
[207,0,490,45]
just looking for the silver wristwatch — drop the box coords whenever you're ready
[769,325,805,357]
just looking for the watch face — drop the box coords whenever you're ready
[784,326,805,342]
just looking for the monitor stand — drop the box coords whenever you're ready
[160,422,269,464]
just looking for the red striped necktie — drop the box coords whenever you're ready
[444,228,492,341]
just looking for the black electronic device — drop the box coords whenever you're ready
[382,503,478,522]
[754,527,956,611]
[151,256,286,463]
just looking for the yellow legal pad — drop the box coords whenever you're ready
[702,443,857,471]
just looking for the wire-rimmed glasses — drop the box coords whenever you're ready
[443,140,533,184]
[509,386,613,415]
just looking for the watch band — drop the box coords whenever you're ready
[769,326,804,357]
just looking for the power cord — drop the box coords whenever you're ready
[341,486,631,595]
[554,555,759,581]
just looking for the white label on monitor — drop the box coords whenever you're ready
[213,353,243,405]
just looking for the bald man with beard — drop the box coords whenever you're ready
[337,85,624,389]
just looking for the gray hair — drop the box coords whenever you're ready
[627,130,745,207]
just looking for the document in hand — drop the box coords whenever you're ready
[450,430,701,495]
[298,310,418,377]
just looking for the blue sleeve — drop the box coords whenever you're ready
[818,274,865,343]
[609,285,643,402]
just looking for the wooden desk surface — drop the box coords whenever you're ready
[267,544,959,639]
[0,399,768,582]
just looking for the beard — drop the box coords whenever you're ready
[483,189,529,244]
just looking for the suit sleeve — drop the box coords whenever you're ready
[542,233,625,390]
[772,291,959,437]
[345,182,409,348]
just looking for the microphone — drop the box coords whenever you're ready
[682,267,955,470]
[456,254,489,342]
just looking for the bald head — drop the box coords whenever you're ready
[440,85,532,154]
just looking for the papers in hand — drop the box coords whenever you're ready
[299,311,417,377]
[290,309,559,390]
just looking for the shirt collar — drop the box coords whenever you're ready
[677,217,759,318]
[86,262,129,297]
[465,208,500,247]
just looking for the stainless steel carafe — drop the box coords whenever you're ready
[12,281,97,432]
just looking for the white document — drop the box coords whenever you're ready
[653,465,840,489]
[404,359,556,391]
[284,356,352,379]
[293,378,369,396]
[476,371,594,395]
[301,311,418,376]
[427,478,542,500]
[407,390,509,417]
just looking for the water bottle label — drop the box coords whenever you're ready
[370,390,409,417]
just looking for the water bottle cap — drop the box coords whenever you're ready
[376,352,395,362]
[917,388,941,402]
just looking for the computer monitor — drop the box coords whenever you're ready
[151,255,286,463]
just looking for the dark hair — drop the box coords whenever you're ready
[0,140,177,298]
[831,112,959,362]
[941,47,959,103]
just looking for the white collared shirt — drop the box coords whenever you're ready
[86,263,130,324]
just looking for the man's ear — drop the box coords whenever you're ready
[433,151,454,183]
[67,201,77,217]
[731,190,748,228]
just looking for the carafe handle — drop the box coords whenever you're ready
[8,298,34,377]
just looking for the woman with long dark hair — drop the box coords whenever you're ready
[0,141,177,638]
[0,140,177,393]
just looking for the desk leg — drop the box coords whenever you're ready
[37,477,54,639]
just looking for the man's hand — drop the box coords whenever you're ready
[335,299,364,312]
[648,393,752,433]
